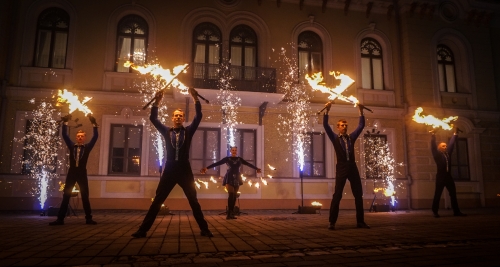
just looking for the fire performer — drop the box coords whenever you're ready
[200,146,261,219]
[49,114,99,226]
[430,128,466,218]
[132,88,213,238]
[323,102,370,230]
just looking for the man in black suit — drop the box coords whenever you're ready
[323,103,370,230]
[50,114,98,225]
[430,128,466,218]
[132,88,213,238]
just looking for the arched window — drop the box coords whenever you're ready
[361,38,384,90]
[437,44,457,92]
[192,22,222,80]
[298,31,323,78]
[115,15,148,72]
[230,25,257,80]
[33,7,69,68]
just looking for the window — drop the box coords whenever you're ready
[191,128,221,175]
[115,15,148,72]
[363,134,388,179]
[451,138,470,181]
[437,44,457,92]
[298,31,323,78]
[303,132,325,177]
[233,129,257,176]
[361,38,384,90]
[230,25,257,80]
[33,7,69,68]
[109,124,143,175]
[192,23,222,80]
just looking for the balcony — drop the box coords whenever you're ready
[188,63,276,93]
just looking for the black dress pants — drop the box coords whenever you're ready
[329,162,365,224]
[57,172,92,220]
[139,162,208,232]
[432,173,460,214]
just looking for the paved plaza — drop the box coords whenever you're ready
[1,208,499,266]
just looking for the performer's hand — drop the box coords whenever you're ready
[189,87,199,102]
[153,91,163,106]
[324,102,332,114]
[454,127,462,135]
[200,167,207,174]
[61,114,72,122]
[256,168,261,174]
[87,114,99,127]
[358,104,365,116]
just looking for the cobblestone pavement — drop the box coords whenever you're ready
[1,208,499,266]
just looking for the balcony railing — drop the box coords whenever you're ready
[188,63,276,93]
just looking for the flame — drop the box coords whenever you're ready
[305,72,355,101]
[255,182,260,188]
[374,187,395,197]
[268,164,276,170]
[311,201,322,206]
[195,181,201,189]
[267,175,273,179]
[241,174,247,181]
[56,89,93,115]
[124,61,189,94]
[247,180,253,187]
[197,179,209,189]
[261,178,268,185]
[412,107,458,130]
[210,176,217,183]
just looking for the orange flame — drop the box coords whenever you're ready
[374,187,395,197]
[305,71,355,101]
[412,107,458,130]
[268,164,276,170]
[56,89,92,115]
[197,179,209,189]
[124,61,189,94]
[311,201,322,206]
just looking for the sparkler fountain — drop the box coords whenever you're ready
[16,99,62,212]
[363,131,402,211]
[216,58,241,149]
[273,46,314,213]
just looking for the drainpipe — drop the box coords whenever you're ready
[394,0,413,210]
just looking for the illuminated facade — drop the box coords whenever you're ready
[0,0,499,211]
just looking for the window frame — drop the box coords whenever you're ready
[297,31,323,78]
[437,44,457,93]
[360,37,385,90]
[115,14,149,72]
[108,124,144,175]
[302,131,326,178]
[362,134,389,179]
[233,128,258,177]
[190,127,222,176]
[33,7,70,69]
[451,137,470,181]
[229,24,258,81]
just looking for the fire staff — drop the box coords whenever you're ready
[132,88,213,238]
[49,114,98,226]
[430,128,466,218]
[323,102,370,230]
[200,147,261,219]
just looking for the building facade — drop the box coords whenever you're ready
[0,0,499,211]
